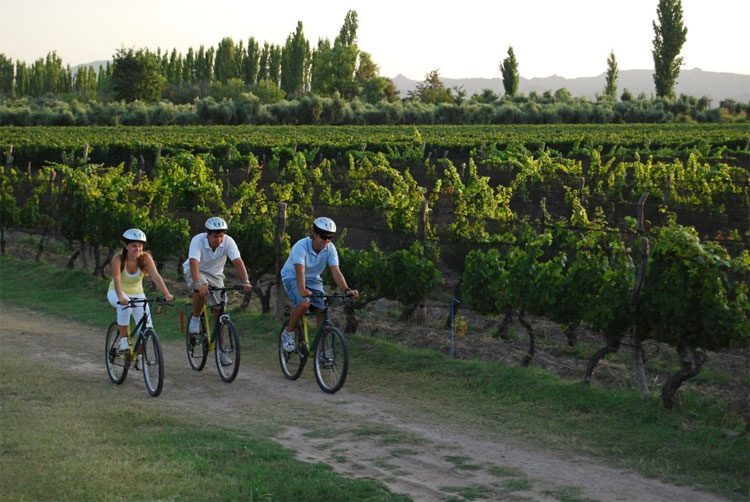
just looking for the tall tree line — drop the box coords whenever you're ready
[0,10,396,105]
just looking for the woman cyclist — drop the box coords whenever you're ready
[107,229,174,363]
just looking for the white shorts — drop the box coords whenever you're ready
[184,269,225,307]
[107,290,151,328]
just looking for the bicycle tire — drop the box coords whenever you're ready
[141,329,164,397]
[105,322,128,384]
[216,319,240,383]
[313,326,348,394]
[186,313,208,371]
[278,323,306,380]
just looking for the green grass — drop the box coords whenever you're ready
[0,349,407,502]
[443,455,483,471]
[542,486,597,502]
[1,255,749,501]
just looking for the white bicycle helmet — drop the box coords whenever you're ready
[205,216,228,231]
[313,217,336,234]
[122,228,147,242]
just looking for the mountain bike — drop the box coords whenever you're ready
[279,293,351,394]
[184,285,243,383]
[105,297,167,397]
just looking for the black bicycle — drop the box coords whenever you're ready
[185,285,243,383]
[279,293,351,394]
[105,297,167,397]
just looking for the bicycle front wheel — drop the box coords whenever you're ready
[141,329,164,397]
[216,320,240,383]
[186,314,208,371]
[313,326,348,394]
[105,322,128,384]
[279,323,306,380]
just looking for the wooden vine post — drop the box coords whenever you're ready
[631,193,650,400]
[415,200,429,325]
[274,202,287,320]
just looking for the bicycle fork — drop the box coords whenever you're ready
[302,316,310,354]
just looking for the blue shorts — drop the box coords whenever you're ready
[282,276,325,310]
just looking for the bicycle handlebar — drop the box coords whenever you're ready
[193,285,246,293]
[122,296,172,309]
[306,292,356,303]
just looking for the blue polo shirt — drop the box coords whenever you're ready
[280,237,339,282]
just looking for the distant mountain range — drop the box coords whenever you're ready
[392,68,750,104]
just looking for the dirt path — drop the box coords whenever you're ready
[0,302,727,502]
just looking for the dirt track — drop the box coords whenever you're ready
[0,302,728,502]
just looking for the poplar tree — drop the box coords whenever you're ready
[268,45,282,86]
[0,54,13,95]
[184,48,195,86]
[280,21,310,98]
[214,38,238,83]
[500,46,519,97]
[604,50,618,100]
[652,0,687,99]
[244,37,260,85]
[310,10,360,99]
[258,43,270,82]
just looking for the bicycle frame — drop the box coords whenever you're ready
[299,309,332,356]
[198,290,232,351]
[122,299,153,359]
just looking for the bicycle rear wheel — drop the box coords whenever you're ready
[141,329,164,397]
[186,314,208,371]
[105,322,128,384]
[278,323,306,380]
[314,326,348,394]
[216,319,240,383]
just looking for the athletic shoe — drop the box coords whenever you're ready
[281,330,296,352]
[220,352,232,366]
[188,316,201,335]
[118,337,129,351]
[135,353,143,370]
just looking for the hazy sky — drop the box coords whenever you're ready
[2,0,748,79]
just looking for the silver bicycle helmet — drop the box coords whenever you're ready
[205,216,228,231]
[313,217,336,234]
[122,228,147,242]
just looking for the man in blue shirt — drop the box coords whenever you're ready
[280,217,358,351]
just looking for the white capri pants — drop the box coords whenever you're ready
[107,290,151,327]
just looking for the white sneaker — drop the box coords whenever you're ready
[188,316,201,335]
[220,352,232,366]
[118,337,129,351]
[135,353,143,370]
[281,330,296,352]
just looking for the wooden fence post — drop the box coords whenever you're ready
[275,202,288,320]
[632,193,650,400]
[415,200,429,325]
[417,200,428,241]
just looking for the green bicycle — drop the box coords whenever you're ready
[105,296,167,397]
[185,285,243,383]
[279,292,351,394]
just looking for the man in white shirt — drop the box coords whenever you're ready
[183,217,252,347]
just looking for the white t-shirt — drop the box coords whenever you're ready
[182,233,241,276]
